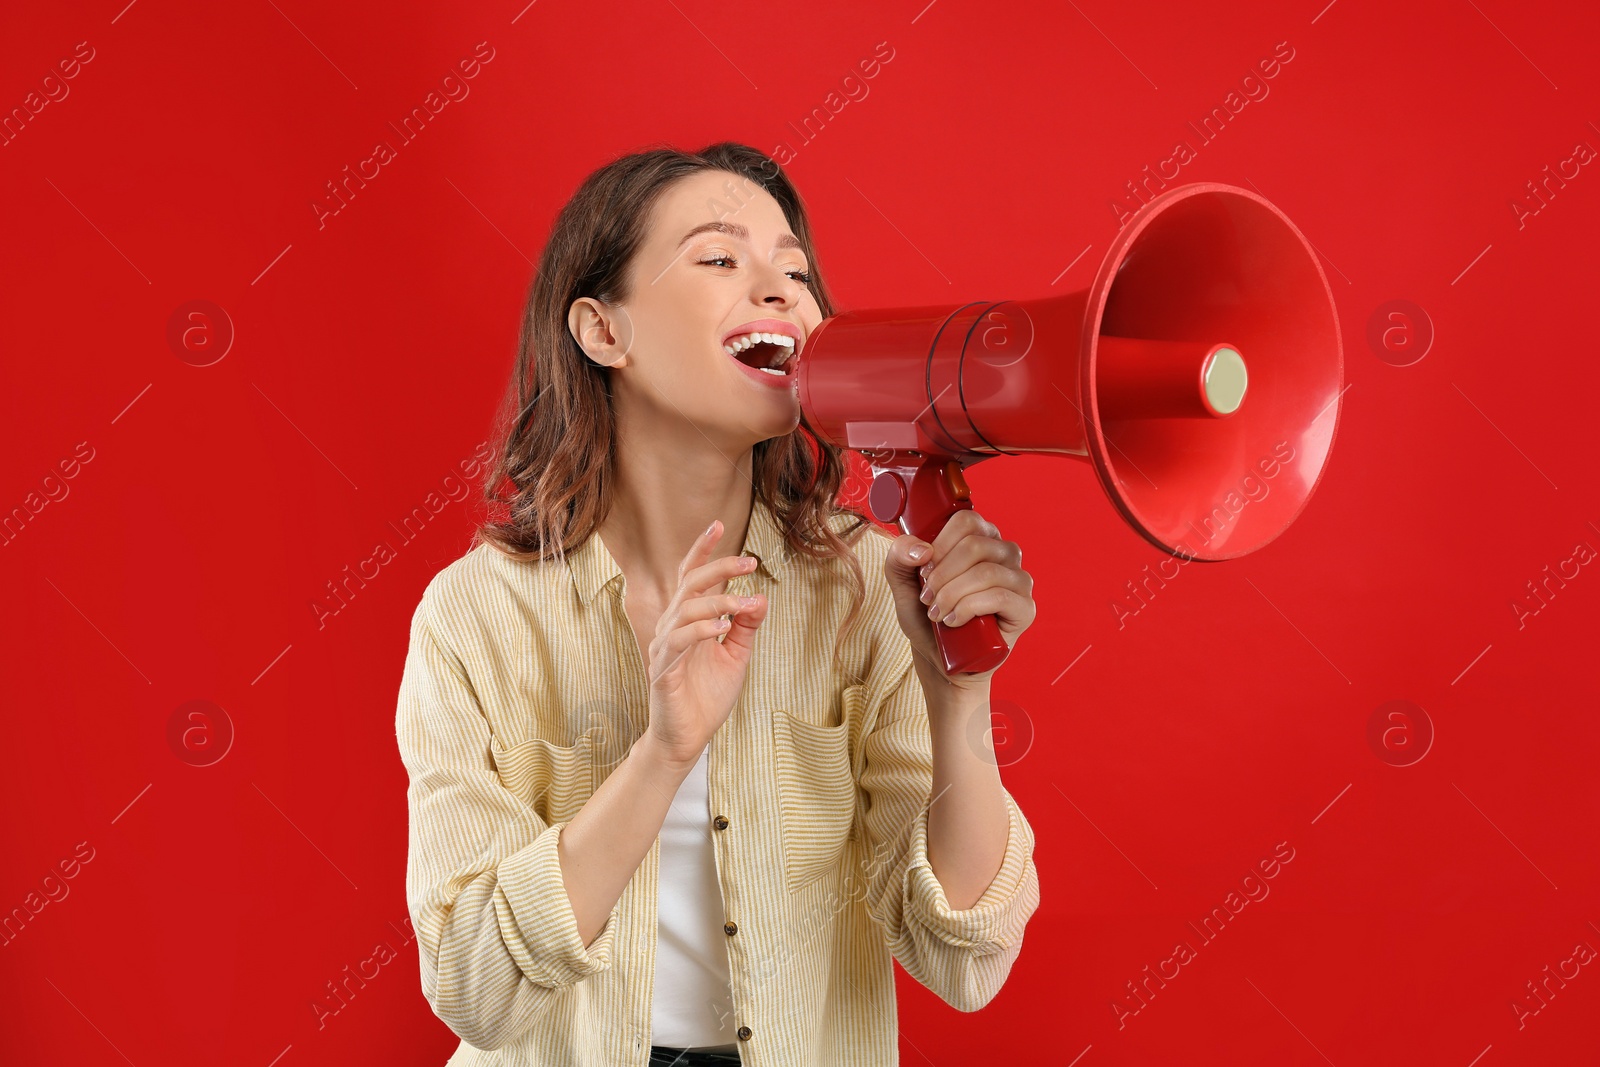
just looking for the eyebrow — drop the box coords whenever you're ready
[677,220,803,252]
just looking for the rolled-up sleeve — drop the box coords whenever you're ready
[856,659,1041,1012]
[395,591,621,1051]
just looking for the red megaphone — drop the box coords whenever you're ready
[797,182,1344,675]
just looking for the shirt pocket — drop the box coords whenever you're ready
[770,684,866,893]
[489,732,596,826]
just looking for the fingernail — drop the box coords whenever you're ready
[705,520,717,538]
[907,543,927,562]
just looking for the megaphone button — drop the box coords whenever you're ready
[869,471,908,523]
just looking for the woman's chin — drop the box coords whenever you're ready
[719,401,800,447]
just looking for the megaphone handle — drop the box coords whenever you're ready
[872,457,1012,676]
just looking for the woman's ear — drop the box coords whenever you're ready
[567,297,632,369]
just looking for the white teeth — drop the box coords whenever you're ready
[723,331,797,356]
[756,366,787,375]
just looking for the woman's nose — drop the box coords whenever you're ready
[755,263,803,305]
[760,282,802,307]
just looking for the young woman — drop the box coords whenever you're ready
[396,142,1042,1066]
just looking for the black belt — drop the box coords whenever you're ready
[648,1045,743,1066]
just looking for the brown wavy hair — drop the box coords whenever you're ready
[473,141,883,673]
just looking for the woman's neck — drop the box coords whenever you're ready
[597,419,759,607]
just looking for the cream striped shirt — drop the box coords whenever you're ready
[395,497,1042,1065]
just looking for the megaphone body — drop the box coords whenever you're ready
[797,182,1344,675]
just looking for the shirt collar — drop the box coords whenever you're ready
[569,496,792,605]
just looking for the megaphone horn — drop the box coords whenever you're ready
[797,182,1344,675]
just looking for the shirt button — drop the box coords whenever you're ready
[724,920,738,936]
[737,1026,753,1041]
[713,814,730,830]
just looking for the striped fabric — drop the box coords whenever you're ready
[395,496,1041,1065]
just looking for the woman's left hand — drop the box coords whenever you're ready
[884,508,1036,691]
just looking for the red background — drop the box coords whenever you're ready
[3,0,1598,1064]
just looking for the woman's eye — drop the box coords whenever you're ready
[698,255,810,285]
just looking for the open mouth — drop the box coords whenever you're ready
[724,332,798,376]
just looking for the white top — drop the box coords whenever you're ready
[649,740,739,1050]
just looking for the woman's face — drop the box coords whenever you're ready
[570,169,823,449]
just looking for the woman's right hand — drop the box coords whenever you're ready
[641,519,769,770]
